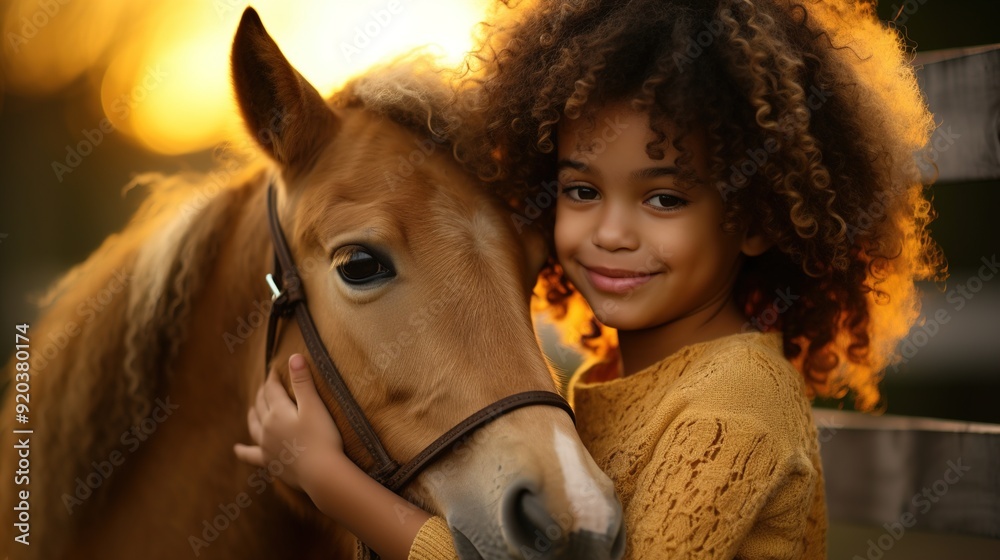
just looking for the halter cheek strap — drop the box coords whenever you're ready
[261,180,575,492]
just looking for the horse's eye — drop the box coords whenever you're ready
[335,246,394,285]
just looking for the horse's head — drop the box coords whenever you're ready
[230,8,623,559]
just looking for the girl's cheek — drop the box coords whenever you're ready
[553,226,572,262]
[555,210,591,250]
[553,209,574,253]
[646,237,678,266]
[646,220,686,259]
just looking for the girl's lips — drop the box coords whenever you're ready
[583,266,657,294]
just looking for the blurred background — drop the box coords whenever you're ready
[1,0,998,418]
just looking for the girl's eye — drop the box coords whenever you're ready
[562,185,601,202]
[646,194,687,210]
[334,246,395,285]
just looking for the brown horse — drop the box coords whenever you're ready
[0,8,625,560]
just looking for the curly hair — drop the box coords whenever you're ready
[449,0,947,411]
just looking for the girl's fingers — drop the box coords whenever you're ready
[233,443,265,467]
[264,365,293,407]
[287,354,324,414]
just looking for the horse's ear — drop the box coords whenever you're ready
[231,7,336,175]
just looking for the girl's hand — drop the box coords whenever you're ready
[233,353,344,492]
[234,354,433,560]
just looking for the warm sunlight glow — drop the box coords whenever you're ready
[3,0,489,154]
[115,33,234,155]
[2,0,124,95]
[532,278,620,368]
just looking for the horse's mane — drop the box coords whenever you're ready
[15,171,255,555]
[36,173,249,416]
[0,166,253,557]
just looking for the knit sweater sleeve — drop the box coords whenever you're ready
[623,409,818,559]
[408,515,459,560]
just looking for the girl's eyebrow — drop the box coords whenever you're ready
[557,159,590,173]
[631,166,680,179]
[557,160,682,183]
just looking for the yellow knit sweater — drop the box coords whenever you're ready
[408,331,828,559]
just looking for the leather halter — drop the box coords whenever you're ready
[262,180,575,493]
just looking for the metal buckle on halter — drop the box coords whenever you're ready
[265,272,294,318]
[265,273,282,302]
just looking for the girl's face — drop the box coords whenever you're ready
[555,103,762,332]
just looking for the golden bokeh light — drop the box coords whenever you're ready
[532,279,620,369]
[3,0,489,154]
[2,0,135,95]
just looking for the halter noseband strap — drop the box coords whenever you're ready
[261,180,575,492]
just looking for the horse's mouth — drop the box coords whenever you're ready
[449,524,492,560]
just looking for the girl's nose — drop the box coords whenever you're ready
[592,204,639,252]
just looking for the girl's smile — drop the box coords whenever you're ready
[581,264,660,294]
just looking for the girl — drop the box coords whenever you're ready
[234,0,945,558]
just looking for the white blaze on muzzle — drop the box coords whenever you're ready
[553,427,617,535]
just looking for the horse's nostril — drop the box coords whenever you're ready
[501,483,567,556]
[501,481,625,559]
[519,491,557,537]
